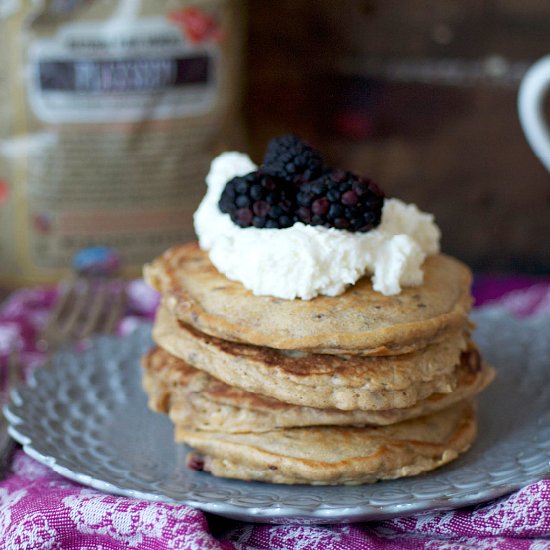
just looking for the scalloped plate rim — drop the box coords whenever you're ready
[6,421,548,523]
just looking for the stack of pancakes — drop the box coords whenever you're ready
[142,241,494,485]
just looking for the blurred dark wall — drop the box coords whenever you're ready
[243,0,550,273]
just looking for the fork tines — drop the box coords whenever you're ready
[38,277,126,352]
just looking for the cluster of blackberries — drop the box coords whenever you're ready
[218,134,385,232]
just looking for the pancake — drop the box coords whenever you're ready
[153,304,471,410]
[178,400,477,485]
[143,242,473,355]
[142,346,495,432]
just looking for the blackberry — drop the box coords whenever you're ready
[262,134,324,183]
[296,170,385,232]
[219,171,295,228]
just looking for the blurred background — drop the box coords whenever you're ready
[1,0,549,287]
[244,0,550,274]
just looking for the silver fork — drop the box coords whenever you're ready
[0,275,127,475]
[37,276,127,353]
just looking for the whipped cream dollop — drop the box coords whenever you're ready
[194,152,441,299]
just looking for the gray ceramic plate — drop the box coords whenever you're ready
[4,309,550,524]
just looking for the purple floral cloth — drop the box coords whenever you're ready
[0,278,549,549]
